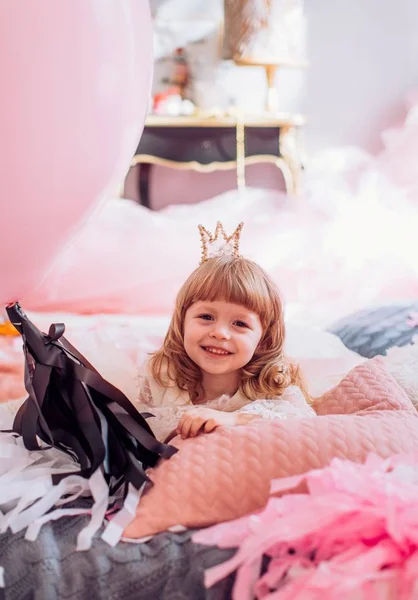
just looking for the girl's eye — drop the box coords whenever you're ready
[234,321,249,328]
[198,314,213,321]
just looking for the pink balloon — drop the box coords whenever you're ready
[0,1,153,304]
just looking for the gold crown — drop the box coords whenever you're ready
[198,221,244,264]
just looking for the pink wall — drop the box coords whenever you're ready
[303,0,418,154]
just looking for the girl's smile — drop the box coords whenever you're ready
[201,345,233,357]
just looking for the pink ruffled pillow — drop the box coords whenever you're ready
[124,358,417,540]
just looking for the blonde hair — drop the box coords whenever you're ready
[150,256,307,403]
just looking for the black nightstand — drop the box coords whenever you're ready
[130,114,306,208]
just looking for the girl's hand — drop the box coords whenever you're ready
[176,407,237,439]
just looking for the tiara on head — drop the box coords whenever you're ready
[198,221,244,264]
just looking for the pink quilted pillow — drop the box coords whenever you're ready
[124,359,417,540]
[313,356,415,415]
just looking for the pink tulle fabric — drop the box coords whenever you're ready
[193,453,418,600]
[19,93,418,326]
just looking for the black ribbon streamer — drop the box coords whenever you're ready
[5,303,177,492]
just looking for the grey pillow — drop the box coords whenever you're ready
[328,303,418,358]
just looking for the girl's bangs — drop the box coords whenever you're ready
[188,262,275,322]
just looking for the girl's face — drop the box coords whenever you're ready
[183,300,263,381]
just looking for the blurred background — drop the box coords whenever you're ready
[124,0,418,207]
[1,0,417,407]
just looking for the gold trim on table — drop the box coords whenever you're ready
[144,113,306,128]
[130,155,296,194]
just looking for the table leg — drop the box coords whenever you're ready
[138,163,152,208]
[279,126,303,195]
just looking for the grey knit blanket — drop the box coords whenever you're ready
[0,514,235,600]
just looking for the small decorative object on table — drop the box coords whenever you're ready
[224,0,308,112]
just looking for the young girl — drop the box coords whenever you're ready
[134,222,315,442]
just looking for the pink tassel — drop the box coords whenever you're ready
[194,454,418,599]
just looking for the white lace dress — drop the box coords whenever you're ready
[133,358,316,442]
